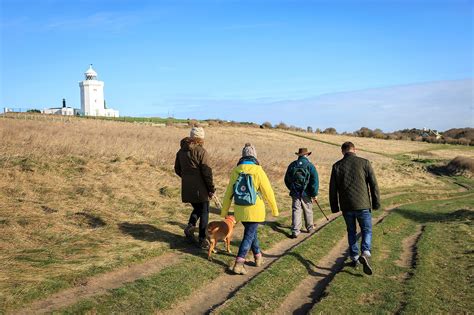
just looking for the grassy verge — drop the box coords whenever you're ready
[310,194,473,314]
[61,256,221,314]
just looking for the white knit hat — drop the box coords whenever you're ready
[190,127,205,139]
[242,143,257,158]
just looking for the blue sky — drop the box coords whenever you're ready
[1,0,472,131]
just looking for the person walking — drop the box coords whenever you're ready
[174,126,215,249]
[329,141,380,275]
[284,148,319,238]
[221,143,279,275]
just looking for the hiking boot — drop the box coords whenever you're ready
[184,224,195,242]
[290,232,298,239]
[307,224,315,233]
[255,253,264,267]
[232,261,248,275]
[198,238,210,249]
[358,255,373,275]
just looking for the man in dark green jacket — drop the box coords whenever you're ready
[285,148,319,238]
[174,127,215,248]
[329,141,380,275]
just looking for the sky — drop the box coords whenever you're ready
[0,0,473,131]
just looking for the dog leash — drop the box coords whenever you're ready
[212,195,223,210]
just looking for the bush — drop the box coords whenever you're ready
[261,121,273,129]
[446,156,474,174]
[275,122,289,130]
[323,127,337,135]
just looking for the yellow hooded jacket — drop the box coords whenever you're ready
[221,163,279,222]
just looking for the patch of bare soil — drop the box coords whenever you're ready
[158,213,342,315]
[396,225,424,269]
[17,253,181,315]
[276,207,396,314]
[277,235,349,315]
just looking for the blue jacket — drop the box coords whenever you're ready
[284,156,319,198]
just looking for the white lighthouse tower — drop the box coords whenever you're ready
[79,65,119,117]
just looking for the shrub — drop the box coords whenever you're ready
[275,122,289,130]
[323,127,337,135]
[446,156,474,175]
[261,121,273,129]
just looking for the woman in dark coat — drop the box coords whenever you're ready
[174,127,215,248]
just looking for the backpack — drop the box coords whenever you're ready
[233,172,257,206]
[289,159,311,195]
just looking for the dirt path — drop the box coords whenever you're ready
[276,206,398,314]
[158,213,342,315]
[17,253,181,315]
[396,225,424,269]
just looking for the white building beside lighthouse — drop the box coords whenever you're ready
[79,65,119,117]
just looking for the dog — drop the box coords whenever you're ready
[206,215,237,261]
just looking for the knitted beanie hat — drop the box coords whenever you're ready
[190,127,205,139]
[242,143,257,158]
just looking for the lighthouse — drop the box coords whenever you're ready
[79,65,119,117]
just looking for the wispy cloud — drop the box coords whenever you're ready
[44,11,147,32]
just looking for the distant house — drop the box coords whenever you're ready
[42,99,80,116]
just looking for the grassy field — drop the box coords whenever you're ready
[0,117,472,313]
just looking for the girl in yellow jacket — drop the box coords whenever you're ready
[221,143,279,275]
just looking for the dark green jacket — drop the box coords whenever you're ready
[174,137,215,203]
[284,156,319,198]
[329,152,380,212]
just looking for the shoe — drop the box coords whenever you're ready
[348,260,360,268]
[232,261,248,275]
[307,224,315,233]
[290,233,298,239]
[184,224,195,241]
[198,238,210,249]
[255,253,264,267]
[358,255,373,275]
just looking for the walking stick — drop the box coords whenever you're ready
[313,198,329,221]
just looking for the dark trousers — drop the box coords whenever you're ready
[189,202,209,240]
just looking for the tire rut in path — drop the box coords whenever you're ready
[277,206,398,314]
[17,253,181,315]
[158,213,342,315]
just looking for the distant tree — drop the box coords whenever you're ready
[27,109,41,113]
[355,127,373,138]
[275,122,289,130]
[373,128,385,139]
[307,126,313,133]
[323,127,337,135]
[261,121,273,129]
[315,128,321,134]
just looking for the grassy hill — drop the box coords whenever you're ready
[0,117,472,313]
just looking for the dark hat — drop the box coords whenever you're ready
[295,148,312,156]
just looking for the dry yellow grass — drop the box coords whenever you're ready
[0,117,453,310]
[301,132,440,155]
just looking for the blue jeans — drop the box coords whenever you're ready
[237,222,261,258]
[343,209,372,261]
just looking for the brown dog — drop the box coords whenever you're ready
[207,215,237,261]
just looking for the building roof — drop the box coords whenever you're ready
[85,64,97,78]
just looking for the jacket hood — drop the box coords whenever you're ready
[180,137,204,150]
